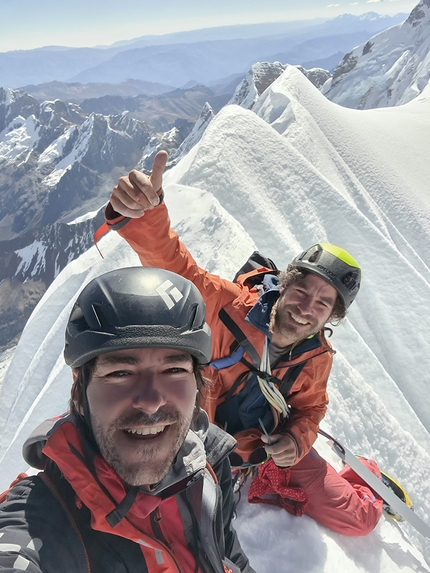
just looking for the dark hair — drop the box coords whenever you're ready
[70,357,97,417]
[70,355,208,418]
[278,266,347,323]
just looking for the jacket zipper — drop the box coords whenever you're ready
[150,507,186,573]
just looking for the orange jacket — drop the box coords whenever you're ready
[107,200,333,464]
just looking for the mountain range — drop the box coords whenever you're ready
[1,7,429,355]
[1,55,429,573]
[323,0,430,108]
[0,13,407,89]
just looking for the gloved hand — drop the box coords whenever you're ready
[260,433,298,467]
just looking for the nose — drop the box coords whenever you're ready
[296,295,314,315]
[132,375,167,414]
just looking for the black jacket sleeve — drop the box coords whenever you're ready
[0,476,89,573]
[216,457,256,573]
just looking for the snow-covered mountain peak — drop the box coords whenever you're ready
[321,0,430,108]
[0,114,40,165]
[229,62,287,110]
[407,0,430,27]
[168,102,215,166]
[329,11,382,24]
[1,58,430,571]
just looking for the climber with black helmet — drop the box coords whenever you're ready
[0,267,255,573]
[102,151,384,536]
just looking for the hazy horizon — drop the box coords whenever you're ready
[2,0,417,52]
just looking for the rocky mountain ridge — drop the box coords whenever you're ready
[20,79,174,103]
[79,85,232,132]
[322,0,430,108]
[0,86,197,349]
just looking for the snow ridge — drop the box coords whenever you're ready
[322,0,430,108]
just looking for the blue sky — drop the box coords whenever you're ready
[2,0,418,52]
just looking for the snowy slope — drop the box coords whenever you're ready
[322,0,430,108]
[168,102,215,166]
[228,62,287,109]
[1,67,430,571]
[0,115,40,163]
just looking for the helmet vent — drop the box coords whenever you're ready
[308,250,319,263]
[68,304,90,335]
[91,303,106,330]
[342,270,359,292]
[188,303,199,330]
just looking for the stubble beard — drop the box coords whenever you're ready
[91,408,193,487]
[271,302,319,345]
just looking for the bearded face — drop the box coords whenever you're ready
[271,274,337,347]
[86,348,197,486]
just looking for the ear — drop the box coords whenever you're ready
[72,368,80,382]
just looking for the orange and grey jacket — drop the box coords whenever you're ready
[105,200,333,465]
[0,411,253,573]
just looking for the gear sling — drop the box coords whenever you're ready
[209,253,313,466]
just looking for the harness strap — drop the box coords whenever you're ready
[239,356,279,384]
[216,308,310,401]
[106,486,140,527]
[279,361,308,398]
[220,371,250,404]
[217,308,260,365]
[210,346,245,371]
[239,355,308,397]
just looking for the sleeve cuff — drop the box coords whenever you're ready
[105,188,164,230]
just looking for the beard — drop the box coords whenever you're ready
[272,302,320,344]
[91,407,193,487]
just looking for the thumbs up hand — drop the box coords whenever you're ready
[110,150,168,218]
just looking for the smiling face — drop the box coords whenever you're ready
[84,347,197,487]
[271,273,337,347]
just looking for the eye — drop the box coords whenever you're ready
[164,366,191,374]
[105,370,133,379]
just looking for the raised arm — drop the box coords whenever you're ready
[106,151,240,325]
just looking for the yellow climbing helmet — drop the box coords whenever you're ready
[291,242,361,309]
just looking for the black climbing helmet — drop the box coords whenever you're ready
[64,267,212,368]
[291,243,361,309]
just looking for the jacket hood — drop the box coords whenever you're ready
[245,274,280,336]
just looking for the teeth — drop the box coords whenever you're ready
[125,426,166,436]
[291,313,309,325]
